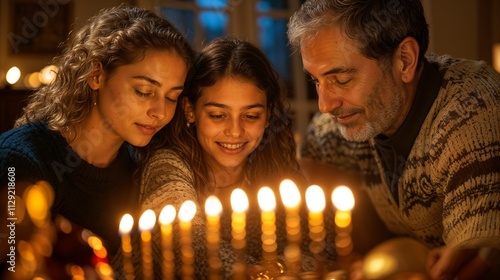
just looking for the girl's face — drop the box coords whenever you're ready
[90,50,188,147]
[186,76,269,174]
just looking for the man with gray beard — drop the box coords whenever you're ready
[288,0,500,279]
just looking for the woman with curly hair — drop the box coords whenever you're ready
[0,4,194,261]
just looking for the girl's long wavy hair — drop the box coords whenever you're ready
[15,4,195,163]
[163,37,303,196]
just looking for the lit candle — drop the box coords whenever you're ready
[331,186,355,257]
[279,179,302,273]
[230,188,249,279]
[159,205,176,279]
[178,200,197,280]
[205,196,223,280]
[119,214,134,280]
[258,186,277,262]
[138,209,156,280]
[305,185,326,257]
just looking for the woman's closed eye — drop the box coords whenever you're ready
[135,89,152,97]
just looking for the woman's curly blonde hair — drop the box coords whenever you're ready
[16,4,194,137]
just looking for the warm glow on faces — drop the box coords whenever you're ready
[93,50,188,147]
[300,26,407,141]
[193,76,268,173]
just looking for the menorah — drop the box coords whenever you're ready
[118,179,355,280]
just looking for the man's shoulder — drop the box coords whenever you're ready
[426,53,500,88]
[426,53,499,122]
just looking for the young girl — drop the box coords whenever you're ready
[138,37,304,279]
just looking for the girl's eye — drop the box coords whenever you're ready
[209,114,226,120]
[244,114,260,120]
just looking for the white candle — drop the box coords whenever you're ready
[230,188,249,279]
[279,179,302,272]
[159,205,176,279]
[138,209,156,280]
[305,185,326,257]
[119,214,134,280]
[331,185,355,256]
[205,196,223,280]
[258,186,277,262]
[178,200,197,280]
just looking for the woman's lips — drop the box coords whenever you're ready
[136,123,157,135]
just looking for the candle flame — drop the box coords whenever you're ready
[205,195,223,217]
[332,186,355,211]
[231,188,249,213]
[138,209,156,231]
[258,186,276,212]
[119,214,134,234]
[178,200,197,222]
[305,185,325,213]
[279,179,301,208]
[159,205,177,225]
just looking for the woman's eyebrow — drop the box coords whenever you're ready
[132,75,161,87]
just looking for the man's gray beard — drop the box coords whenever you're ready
[338,122,376,142]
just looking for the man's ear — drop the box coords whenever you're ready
[182,97,195,123]
[396,37,420,83]
[87,62,104,90]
